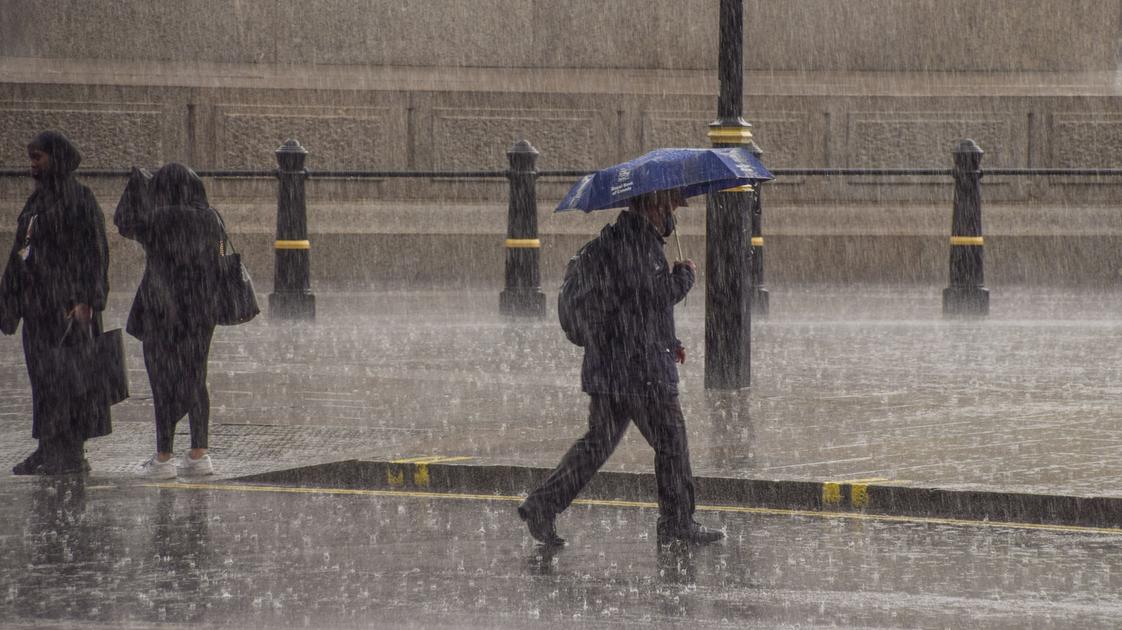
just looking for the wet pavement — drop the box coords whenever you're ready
[4,286,1122,497]
[5,286,1122,627]
[2,476,1121,629]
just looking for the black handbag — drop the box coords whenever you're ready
[212,210,260,326]
[48,321,129,406]
[0,256,19,335]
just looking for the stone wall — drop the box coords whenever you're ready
[2,0,1118,71]
[3,0,1122,287]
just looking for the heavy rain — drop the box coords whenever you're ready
[3,1,1122,628]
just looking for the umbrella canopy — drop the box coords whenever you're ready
[555,147,773,213]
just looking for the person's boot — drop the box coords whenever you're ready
[657,519,725,546]
[518,503,565,546]
[12,443,46,475]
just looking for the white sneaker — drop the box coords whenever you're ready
[140,455,177,480]
[177,453,215,478]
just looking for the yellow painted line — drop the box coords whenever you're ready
[415,463,430,487]
[141,482,1122,537]
[851,484,870,508]
[504,238,541,249]
[822,482,842,505]
[275,239,311,250]
[392,455,473,465]
[751,237,764,247]
[720,184,755,193]
[950,236,984,246]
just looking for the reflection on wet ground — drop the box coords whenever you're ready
[2,477,1121,629]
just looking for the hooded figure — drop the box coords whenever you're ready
[518,190,723,547]
[6,130,111,475]
[115,162,222,478]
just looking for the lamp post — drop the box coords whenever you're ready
[705,0,761,389]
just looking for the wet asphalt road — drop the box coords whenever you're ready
[1,477,1120,629]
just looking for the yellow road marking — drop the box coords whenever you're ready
[141,482,1122,537]
[822,482,842,505]
[392,456,473,465]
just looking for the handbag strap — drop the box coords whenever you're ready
[57,317,93,348]
[210,207,239,256]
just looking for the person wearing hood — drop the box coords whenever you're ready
[3,130,111,475]
[518,189,724,547]
[115,162,222,479]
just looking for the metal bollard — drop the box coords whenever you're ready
[269,139,316,320]
[942,139,989,316]
[499,140,546,318]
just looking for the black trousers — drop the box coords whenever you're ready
[523,393,696,528]
[143,326,213,453]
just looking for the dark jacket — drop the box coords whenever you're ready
[7,166,109,325]
[581,210,694,396]
[115,164,223,341]
[7,131,112,440]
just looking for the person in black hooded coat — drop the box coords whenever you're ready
[115,162,222,478]
[4,130,111,475]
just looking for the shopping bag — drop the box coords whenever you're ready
[0,264,18,335]
[212,209,260,326]
[48,322,129,406]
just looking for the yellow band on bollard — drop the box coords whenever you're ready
[275,240,311,250]
[950,236,984,246]
[707,126,755,145]
[720,184,755,193]
[751,237,764,247]
[505,238,541,249]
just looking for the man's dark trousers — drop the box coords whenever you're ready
[522,392,696,528]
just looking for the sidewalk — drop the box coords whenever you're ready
[3,286,1122,526]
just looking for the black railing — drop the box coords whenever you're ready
[6,167,1122,180]
[4,139,1121,324]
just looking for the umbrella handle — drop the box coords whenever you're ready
[672,211,684,262]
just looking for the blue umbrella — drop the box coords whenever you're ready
[555,147,774,213]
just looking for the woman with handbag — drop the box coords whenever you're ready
[116,162,222,479]
[6,130,111,476]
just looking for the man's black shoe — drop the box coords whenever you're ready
[657,521,725,546]
[518,504,565,546]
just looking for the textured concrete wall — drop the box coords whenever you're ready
[3,0,1122,286]
[2,0,1118,71]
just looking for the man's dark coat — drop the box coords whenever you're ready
[580,210,694,397]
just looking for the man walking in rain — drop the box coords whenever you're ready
[519,188,723,547]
